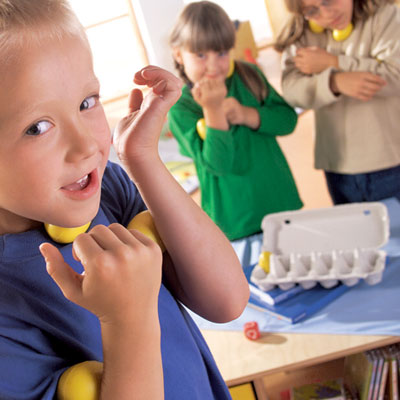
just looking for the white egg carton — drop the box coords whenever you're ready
[251,202,389,291]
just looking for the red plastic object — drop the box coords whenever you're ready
[244,321,260,340]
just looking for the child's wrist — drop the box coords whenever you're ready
[330,54,339,69]
[329,71,340,96]
[244,106,260,130]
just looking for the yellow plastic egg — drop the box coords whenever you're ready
[57,361,103,400]
[44,222,91,244]
[127,210,165,252]
[332,23,353,42]
[196,118,206,140]
[308,20,325,34]
[226,58,235,78]
[258,251,272,274]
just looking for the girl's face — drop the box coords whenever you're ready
[301,0,353,30]
[0,34,111,235]
[173,48,231,83]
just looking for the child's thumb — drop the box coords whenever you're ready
[39,242,83,302]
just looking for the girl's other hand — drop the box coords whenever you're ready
[223,97,245,125]
[223,97,260,129]
[192,78,227,109]
[330,71,386,101]
[294,46,338,74]
[40,223,163,325]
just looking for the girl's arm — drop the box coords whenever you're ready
[281,47,341,110]
[335,4,400,97]
[192,78,229,131]
[168,91,239,176]
[249,79,298,136]
[282,5,400,108]
[113,67,249,322]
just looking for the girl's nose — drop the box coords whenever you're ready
[320,4,335,19]
[206,54,219,72]
[64,120,98,163]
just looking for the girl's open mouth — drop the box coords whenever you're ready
[62,174,91,191]
[61,169,99,200]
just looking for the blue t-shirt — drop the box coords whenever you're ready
[0,162,231,399]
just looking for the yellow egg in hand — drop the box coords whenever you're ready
[57,361,103,400]
[127,210,165,252]
[44,222,91,244]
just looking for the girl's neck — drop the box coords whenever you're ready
[0,211,41,236]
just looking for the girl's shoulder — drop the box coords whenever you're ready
[366,3,400,35]
[367,2,400,24]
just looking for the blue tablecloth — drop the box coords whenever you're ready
[191,198,400,336]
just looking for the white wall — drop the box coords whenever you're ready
[132,0,184,73]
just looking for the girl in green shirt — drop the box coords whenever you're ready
[168,1,303,243]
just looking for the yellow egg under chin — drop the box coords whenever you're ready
[308,20,325,34]
[44,222,91,244]
[332,23,353,41]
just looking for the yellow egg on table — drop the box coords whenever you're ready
[258,251,272,274]
[44,222,91,244]
[57,361,103,400]
[127,210,165,252]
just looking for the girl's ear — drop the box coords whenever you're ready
[172,47,183,65]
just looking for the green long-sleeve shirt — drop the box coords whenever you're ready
[168,63,303,240]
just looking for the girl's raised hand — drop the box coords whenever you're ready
[113,66,182,165]
[295,46,338,75]
[330,71,386,101]
[39,223,163,325]
[192,78,227,109]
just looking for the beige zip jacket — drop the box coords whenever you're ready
[281,4,400,174]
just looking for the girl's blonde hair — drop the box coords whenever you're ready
[0,0,87,62]
[169,1,267,102]
[274,0,395,52]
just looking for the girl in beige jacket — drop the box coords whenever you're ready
[275,0,400,204]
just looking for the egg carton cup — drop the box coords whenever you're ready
[251,248,386,291]
[250,202,389,292]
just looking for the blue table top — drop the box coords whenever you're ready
[190,198,400,336]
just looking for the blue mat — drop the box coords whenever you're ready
[190,198,400,336]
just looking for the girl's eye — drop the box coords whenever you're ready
[196,53,205,59]
[80,95,97,111]
[25,120,53,136]
[218,51,228,57]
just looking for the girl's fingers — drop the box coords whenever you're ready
[39,242,83,301]
[72,232,104,269]
[107,223,156,248]
[128,88,143,113]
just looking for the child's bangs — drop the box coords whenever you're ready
[185,15,235,53]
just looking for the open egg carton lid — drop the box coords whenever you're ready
[251,202,390,291]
